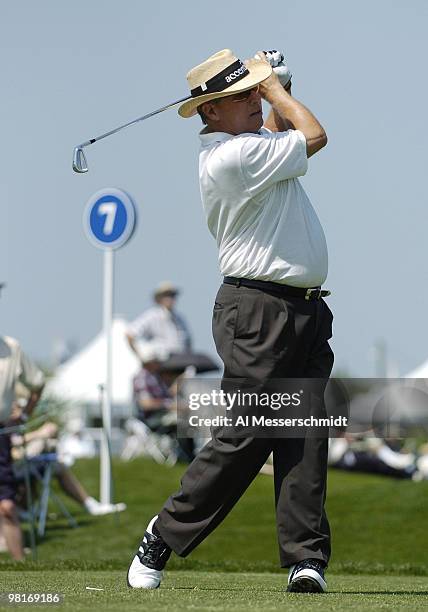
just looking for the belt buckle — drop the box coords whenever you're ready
[305,288,322,301]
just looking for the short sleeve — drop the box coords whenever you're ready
[127,311,153,339]
[240,129,308,196]
[18,347,45,390]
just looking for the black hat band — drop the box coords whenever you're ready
[191,59,249,98]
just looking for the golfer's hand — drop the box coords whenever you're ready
[255,51,285,101]
[257,50,292,89]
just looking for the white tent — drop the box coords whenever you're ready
[406,360,428,378]
[47,317,140,416]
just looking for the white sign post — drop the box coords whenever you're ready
[84,188,137,504]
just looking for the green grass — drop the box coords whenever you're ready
[1,457,427,577]
[1,458,428,610]
[1,571,428,611]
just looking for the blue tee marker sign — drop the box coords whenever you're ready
[82,187,137,504]
[84,187,137,250]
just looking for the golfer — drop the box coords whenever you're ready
[128,48,334,593]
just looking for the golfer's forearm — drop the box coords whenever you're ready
[264,84,294,132]
[264,107,295,132]
[264,87,327,157]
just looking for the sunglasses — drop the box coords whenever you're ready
[229,85,260,103]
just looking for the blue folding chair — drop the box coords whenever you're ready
[22,453,78,537]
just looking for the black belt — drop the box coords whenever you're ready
[223,276,331,300]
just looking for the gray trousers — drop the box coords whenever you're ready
[157,282,334,567]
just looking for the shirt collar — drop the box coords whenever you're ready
[199,127,267,147]
[199,128,234,147]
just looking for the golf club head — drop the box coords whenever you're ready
[72,147,88,173]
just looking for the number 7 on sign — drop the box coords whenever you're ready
[98,202,117,235]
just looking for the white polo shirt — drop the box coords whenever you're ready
[0,336,45,421]
[199,127,328,288]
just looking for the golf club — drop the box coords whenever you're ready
[72,94,192,173]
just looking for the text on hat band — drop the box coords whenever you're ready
[190,59,250,98]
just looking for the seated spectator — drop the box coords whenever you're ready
[133,346,194,462]
[11,414,126,516]
[328,435,419,479]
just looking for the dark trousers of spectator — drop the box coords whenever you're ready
[157,282,334,567]
[0,424,16,501]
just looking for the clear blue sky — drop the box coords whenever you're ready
[1,0,427,375]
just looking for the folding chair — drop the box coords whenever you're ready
[16,453,78,538]
[121,417,177,464]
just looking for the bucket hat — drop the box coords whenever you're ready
[178,49,272,118]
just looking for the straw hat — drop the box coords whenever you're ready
[178,49,272,119]
[153,281,179,299]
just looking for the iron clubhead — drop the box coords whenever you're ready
[72,147,88,173]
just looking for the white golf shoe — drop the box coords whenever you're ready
[127,516,171,589]
[287,559,327,593]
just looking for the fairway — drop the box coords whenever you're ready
[2,571,428,611]
[1,458,428,571]
[3,457,423,574]
[1,458,428,611]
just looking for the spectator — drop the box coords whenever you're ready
[328,435,418,479]
[126,282,192,360]
[0,332,45,560]
[133,346,194,463]
[133,346,175,433]
[10,408,126,516]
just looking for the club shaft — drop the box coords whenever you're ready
[78,95,192,148]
